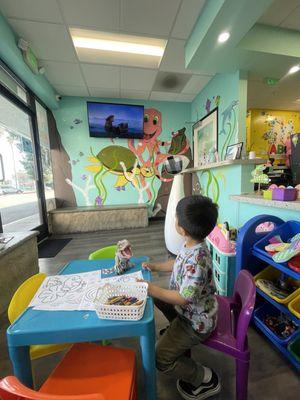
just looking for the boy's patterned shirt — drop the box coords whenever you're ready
[169,242,218,334]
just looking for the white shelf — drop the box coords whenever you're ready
[182,158,267,173]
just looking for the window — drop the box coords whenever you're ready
[0,94,42,232]
[0,64,28,103]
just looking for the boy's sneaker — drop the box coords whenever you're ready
[177,370,221,400]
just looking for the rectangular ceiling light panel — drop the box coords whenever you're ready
[70,28,167,68]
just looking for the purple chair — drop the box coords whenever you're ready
[204,270,256,400]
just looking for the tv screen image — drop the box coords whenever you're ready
[87,102,144,139]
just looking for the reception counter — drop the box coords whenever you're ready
[231,193,300,226]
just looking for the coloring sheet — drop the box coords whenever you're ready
[29,270,144,311]
[100,270,143,285]
[30,270,101,311]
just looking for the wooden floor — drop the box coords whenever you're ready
[0,220,299,399]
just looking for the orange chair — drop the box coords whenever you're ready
[0,343,137,400]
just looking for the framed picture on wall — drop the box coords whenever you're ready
[225,142,243,161]
[193,107,218,167]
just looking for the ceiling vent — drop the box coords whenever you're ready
[152,71,192,93]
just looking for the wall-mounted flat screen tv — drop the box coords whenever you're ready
[87,102,144,139]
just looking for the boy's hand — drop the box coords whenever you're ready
[137,279,155,296]
[142,262,157,271]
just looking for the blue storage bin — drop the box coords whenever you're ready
[254,302,300,345]
[254,221,300,258]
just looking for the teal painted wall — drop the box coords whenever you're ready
[236,202,300,226]
[0,11,58,109]
[53,96,191,210]
[191,71,249,227]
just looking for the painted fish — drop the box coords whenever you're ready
[219,100,238,135]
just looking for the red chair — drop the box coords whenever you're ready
[0,343,137,400]
[204,270,256,400]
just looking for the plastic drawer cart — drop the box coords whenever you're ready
[206,237,236,296]
[236,214,300,371]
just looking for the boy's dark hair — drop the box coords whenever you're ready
[176,195,218,241]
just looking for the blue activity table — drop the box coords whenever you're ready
[7,257,156,400]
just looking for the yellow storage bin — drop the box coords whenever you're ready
[288,294,300,319]
[254,265,300,304]
[263,189,273,200]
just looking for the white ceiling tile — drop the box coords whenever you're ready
[8,19,77,62]
[42,61,85,86]
[88,87,120,98]
[120,89,149,100]
[59,0,120,31]
[258,0,300,26]
[53,84,89,97]
[120,67,157,91]
[0,0,63,23]
[280,6,300,30]
[81,64,120,89]
[149,91,179,101]
[171,0,206,39]
[120,0,181,36]
[182,74,213,94]
[175,93,195,102]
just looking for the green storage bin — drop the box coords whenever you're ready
[288,335,300,363]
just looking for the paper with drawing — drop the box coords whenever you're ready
[29,270,143,311]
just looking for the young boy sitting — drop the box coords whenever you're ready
[142,195,220,400]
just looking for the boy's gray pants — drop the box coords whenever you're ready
[155,299,210,386]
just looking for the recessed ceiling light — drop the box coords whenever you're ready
[288,65,300,74]
[70,29,166,57]
[218,32,230,43]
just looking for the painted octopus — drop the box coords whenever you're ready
[128,107,189,199]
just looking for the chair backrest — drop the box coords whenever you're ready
[0,376,103,400]
[233,270,256,351]
[8,273,46,324]
[88,245,117,260]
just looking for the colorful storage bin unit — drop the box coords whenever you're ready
[206,237,236,297]
[263,187,298,201]
[236,216,300,371]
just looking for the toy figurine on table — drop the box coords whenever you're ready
[114,239,134,275]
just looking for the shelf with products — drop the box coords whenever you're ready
[236,214,300,371]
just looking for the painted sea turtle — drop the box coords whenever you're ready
[86,145,155,205]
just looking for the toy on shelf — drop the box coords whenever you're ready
[114,239,134,275]
[263,233,300,264]
[208,223,236,254]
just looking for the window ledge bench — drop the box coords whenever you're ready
[48,204,149,234]
[0,231,39,315]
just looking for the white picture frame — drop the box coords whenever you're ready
[193,108,218,168]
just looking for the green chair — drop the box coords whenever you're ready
[88,245,117,260]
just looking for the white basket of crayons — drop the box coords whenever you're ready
[94,282,148,321]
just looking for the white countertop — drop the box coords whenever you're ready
[183,158,267,173]
[230,193,300,211]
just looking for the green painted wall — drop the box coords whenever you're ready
[191,71,249,227]
[53,96,191,210]
[0,11,58,109]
